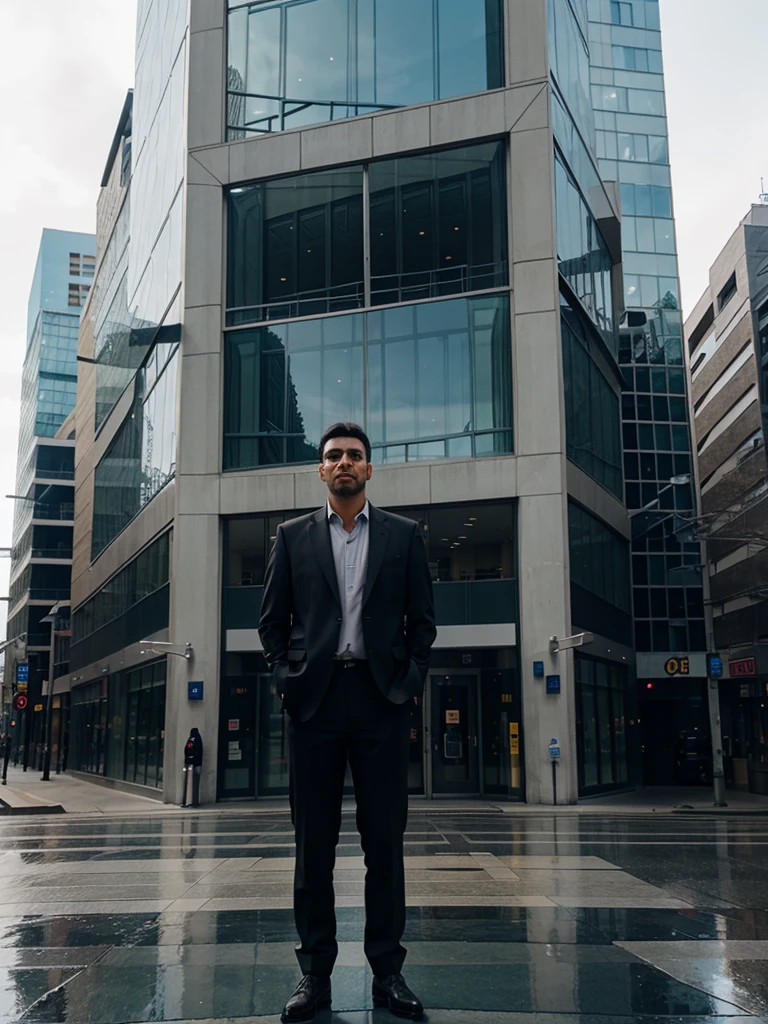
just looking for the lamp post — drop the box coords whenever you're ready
[38,603,61,782]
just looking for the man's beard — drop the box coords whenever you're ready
[328,475,366,498]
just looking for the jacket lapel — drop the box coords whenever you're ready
[308,509,341,608]
[363,505,390,607]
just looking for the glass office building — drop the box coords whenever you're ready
[67,0,638,805]
[5,229,95,766]
[586,0,708,785]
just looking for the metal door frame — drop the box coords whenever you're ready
[424,669,482,798]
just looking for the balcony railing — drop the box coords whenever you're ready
[223,579,518,632]
[228,91,399,136]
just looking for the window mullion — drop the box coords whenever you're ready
[363,164,372,308]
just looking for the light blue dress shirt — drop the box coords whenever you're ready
[327,500,369,659]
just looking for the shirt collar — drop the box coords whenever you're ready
[327,499,369,525]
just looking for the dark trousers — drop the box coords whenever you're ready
[289,662,410,978]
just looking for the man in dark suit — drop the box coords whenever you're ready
[259,423,436,1023]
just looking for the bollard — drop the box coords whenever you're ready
[181,728,203,808]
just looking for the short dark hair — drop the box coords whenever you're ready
[318,422,372,462]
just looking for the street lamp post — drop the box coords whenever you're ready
[38,604,61,783]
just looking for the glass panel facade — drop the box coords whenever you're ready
[554,151,614,345]
[588,0,705,655]
[228,168,365,325]
[569,501,632,644]
[227,0,504,137]
[575,652,629,793]
[561,295,622,496]
[548,0,593,151]
[369,142,507,305]
[71,532,171,660]
[227,142,507,328]
[224,294,512,469]
[92,345,178,558]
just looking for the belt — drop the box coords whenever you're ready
[332,657,368,670]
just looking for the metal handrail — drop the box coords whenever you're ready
[228,91,400,134]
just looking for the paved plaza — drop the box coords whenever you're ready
[0,800,765,1021]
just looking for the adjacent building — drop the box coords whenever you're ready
[586,0,708,786]
[684,204,768,795]
[64,0,647,805]
[5,228,94,761]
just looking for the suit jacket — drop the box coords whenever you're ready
[258,504,437,721]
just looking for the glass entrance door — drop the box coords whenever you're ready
[430,673,480,794]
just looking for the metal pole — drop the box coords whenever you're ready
[707,677,727,806]
[551,759,557,806]
[41,621,55,782]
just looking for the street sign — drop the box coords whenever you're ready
[665,657,690,676]
[548,738,561,760]
[188,681,204,700]
[546,675,561,694]
[533,661,544,678]
[707,653,723,679]
[16,663,28,684]
[730,657,756,677]
[13,694,27,712]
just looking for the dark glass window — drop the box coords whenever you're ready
[569,503,631,615]
[369,142,507,305]
[561,297,622,497]
[554,151,615,347]
[228,168,365,325]
[227,0,504,138]
[92,345,178,559]
[224,293,512,470]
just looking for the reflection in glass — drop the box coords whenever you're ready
[92,347,179,558]
[369,142,507,304]
[227,0,504,137]
[228,168,365,325]
[224,294,512,469]
[561,297,622,497]
[554,152,615,348]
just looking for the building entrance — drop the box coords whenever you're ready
[218,649,523,801]
[428,673,480,795]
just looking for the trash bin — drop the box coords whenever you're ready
[182,728,203,807]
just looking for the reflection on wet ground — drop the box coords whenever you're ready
[0,810,762,1021]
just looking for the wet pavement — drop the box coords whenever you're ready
[0,807,764,1021]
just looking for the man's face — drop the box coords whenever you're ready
[319,436,372,497]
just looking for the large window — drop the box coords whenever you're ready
[369,143,507,305]
[569,502,631,644]
[561,296,622,497]
[227,0,504,138]
[227,141,507,326]
[224,293,512,469]
[70,532,171,671]
[228,167,365,325]
[554,151,614,346]
[92,344,178,558]
[575,653,629,793]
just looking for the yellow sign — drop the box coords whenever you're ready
[16,682,27,693]
[445,710,460,724]
[665,657,690,676]
[509,722,520,755]
[501,693,513,703]
[34,704,43,712]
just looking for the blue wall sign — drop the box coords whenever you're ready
[548,738,561,759]
[707,653,723,679]
[533,661,545,678]
[16,664,28,684]
[188,681,204,701]
[546,675,561,694]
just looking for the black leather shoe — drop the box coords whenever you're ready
[372,974,424,1020]
[280,975,332,1023]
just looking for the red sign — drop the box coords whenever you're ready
[13,694,27,711]
[730,657,756,677]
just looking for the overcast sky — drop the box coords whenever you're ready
[0,0,765,628]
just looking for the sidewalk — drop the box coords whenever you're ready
[0,766,167,816]
[1,767,767,817]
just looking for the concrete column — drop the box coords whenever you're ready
[509,99,577,803]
